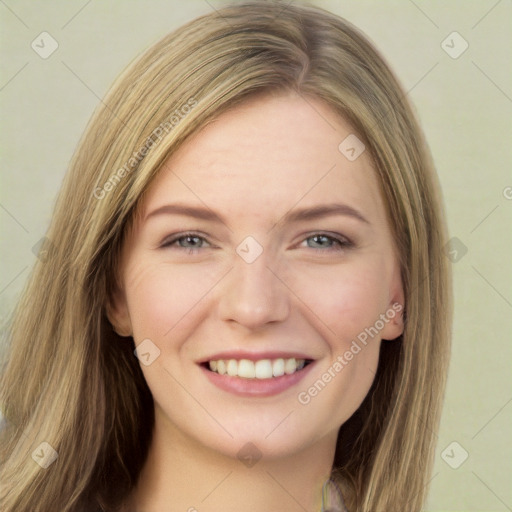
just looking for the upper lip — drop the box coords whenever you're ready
[198,351,315,363]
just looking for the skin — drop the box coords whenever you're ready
[109,92,404,512]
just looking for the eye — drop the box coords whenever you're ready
[160,232,212,253]
[301,233,352,252]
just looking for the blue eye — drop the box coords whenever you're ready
[303,233,351,251]
[161,233,210,253]
[176,235,206,248]
[160,232,352,255]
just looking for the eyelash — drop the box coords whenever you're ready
[160,232,211,254]
[160,231,353,254]
[299,233,353,252]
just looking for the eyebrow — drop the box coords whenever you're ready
[144,202,370,227]
[276,203,369,226]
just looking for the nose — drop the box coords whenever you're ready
[216,252,290,330]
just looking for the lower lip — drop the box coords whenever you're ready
[200,362,315,397]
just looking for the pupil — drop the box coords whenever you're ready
[313,235,328,247]
[182,236,199,247]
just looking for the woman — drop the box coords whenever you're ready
[0,1,452,511]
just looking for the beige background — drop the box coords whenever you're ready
[1,1,511,510]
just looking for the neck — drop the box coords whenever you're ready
[124,410,338,512]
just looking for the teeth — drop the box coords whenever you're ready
[272,358,285,377]
[216,360,226,375]
[207,358,307,379]
[284,358,297,375]
[226,359,238,376]
[255,359,273,379]
[238,359,256,378]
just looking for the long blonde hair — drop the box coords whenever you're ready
[0,2,452,510]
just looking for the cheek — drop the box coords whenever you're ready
[291,262,388,425]
[124,260,224,341]
[289,258,391,343]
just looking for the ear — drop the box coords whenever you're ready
[380,301,405,341]
[380,265,405,341]
[106,286,133,337]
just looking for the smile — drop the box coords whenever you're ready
[200,354,315,397]
[207,357,311,379]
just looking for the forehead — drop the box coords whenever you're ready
[140,93,385,226]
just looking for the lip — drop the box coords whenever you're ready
[198,350,314,363]
[199,359,316,398]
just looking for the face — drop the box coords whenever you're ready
[109,93,404,461]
